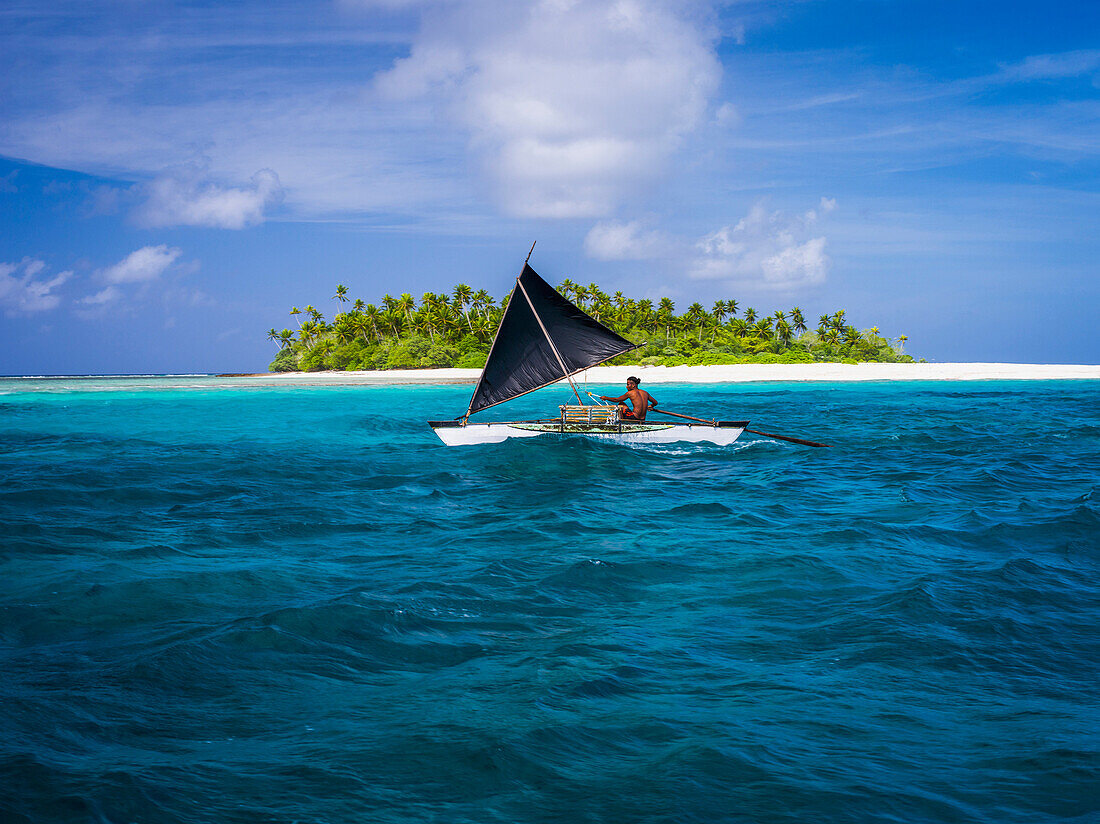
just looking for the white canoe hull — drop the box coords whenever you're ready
[430,420,747,447]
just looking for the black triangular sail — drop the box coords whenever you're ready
[465,264,638,416]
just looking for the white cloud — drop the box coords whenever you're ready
[2,4,1097,238]
[76,245,189,316]
[803,195,837,224]
[101,245,182,284]
[582,198,835,290]
[714,102,740,126]
[689,198,834,289]
[340,0,447,8]
[79,286,123,306]
[0,257,71,314]
[0,1,720,222]
[761,237,828,287]
[584,220,669,260]
[375,0,721,217]
[997,50,1100,82]
[133,165,283,229]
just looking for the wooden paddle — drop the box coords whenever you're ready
[741,427,831,448]
[647,407,831,448]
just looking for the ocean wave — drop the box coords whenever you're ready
[2,379,1099,823]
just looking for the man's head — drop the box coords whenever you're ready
[626,376,640,389]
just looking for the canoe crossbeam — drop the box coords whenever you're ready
[559,404,618,425]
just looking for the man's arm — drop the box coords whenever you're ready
[600,393,629,402]
[647,392,658,408]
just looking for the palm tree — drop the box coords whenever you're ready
[332,284,349,314]
[898,334,908,354]
[364,304,383,340]
[334,319,356,345]
[791,307,807,336]
[278,329,295,349]
[471,313,494,344]
[753,318,773,342]
[471,289,491,320]
[382,307,403,337]
[743,307,757,324]
[775,319,793,348]
[398,293,416,326]
[352,298,366,314]
[590,297,605,322]
[656,309,672,343]
[431,303,459,341]
[290,307,303,328]
[481,296,498,331]
[299,320,319,348]
[686,302,707,341]
[657,298,675,343]
[453,284,474,332]
[671,314,690,341]
[351,315,372,344]
[624,298,639,328]
[710,300,727,342]
[412,307,434,342]
[267,328,279,346]
[726,299,739,318]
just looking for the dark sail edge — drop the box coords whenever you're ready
[460,276,521,419]
[465,264,638,416]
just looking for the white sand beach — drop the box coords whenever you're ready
[216,362,1100,387]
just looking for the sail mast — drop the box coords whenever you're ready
[516,276,584,406]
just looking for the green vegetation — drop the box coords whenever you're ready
[267,281,914,372]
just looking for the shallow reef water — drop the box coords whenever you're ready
[1,377,1098,823]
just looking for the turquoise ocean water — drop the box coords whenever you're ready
[2,376,1098,823]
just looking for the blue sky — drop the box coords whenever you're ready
[1,0,1097,374]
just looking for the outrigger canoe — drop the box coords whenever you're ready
[429,245,749,447]
[430,414,750,447]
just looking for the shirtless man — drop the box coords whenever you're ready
[600,376,657,422]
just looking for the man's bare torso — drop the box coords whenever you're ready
[600,379,657,421]
[623,388,652,420]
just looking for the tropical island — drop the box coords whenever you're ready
[267,281,915,373]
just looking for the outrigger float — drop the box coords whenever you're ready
[429,245,754,448]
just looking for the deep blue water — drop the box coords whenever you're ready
[1,377,1098,824]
